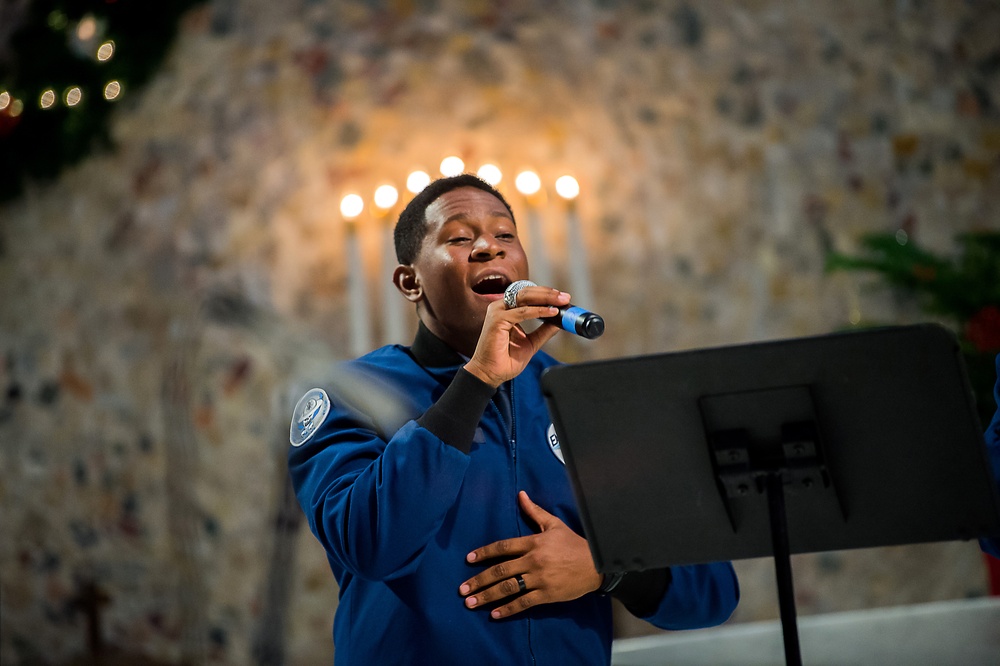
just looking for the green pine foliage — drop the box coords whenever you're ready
[827,233,1000,320]
[0,0,205,203]
[827,231,1000,426]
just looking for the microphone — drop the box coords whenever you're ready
[504,280,605,339]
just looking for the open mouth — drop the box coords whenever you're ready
[471,274,511,296]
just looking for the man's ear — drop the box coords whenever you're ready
[393,265,422,303]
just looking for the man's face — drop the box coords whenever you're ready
[409,186,529,355]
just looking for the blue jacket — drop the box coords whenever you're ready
[288,326,739,664]
[981,354,1000,559]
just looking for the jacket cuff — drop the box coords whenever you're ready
[416,368,495,454]
[611,567,672,617]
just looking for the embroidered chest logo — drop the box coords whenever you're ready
[290,388,331,447]
[547,423,564,464]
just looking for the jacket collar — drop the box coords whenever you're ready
[409,322,466,370]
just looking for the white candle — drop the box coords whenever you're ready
[374,184,406,345]
[515,170,554,289]
[341,194,373,357]
[556,176,594,309]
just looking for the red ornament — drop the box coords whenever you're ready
[965,305,1000,352]
[0,109,21,138]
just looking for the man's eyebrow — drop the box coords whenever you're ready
[442,210,513,224]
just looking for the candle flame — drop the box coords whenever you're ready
[477,163,502,186]
[440,156,465,177]
[340,194,364,219]
[407,170,431,193]
[555,175,580,200]
[515,170,541,196]
[374,184,399,210]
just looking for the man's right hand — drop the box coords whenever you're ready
[463,286,570,387]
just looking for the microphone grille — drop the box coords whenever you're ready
[503,280,536,309]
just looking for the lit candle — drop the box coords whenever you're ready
[341,193,373,357]
[555,175,594,309]
[477,163,502,186]
[514,170,554,289]
[440,156,465,177]
[373,184,406,345]
[406,170,431,194]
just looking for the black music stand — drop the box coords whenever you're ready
[540,324,1000,666]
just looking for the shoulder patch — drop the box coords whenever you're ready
[290,388,331,447]
[547,423,564,464]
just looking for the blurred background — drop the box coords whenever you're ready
[1,0,999,664]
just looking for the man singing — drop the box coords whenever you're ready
[288,174,739,664]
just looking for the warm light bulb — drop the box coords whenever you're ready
[0,92,9,111]
[555,175,580,200]
[65,87,83,107]
[103,81,122,100]
[477,164,502,186]
[406,170,430,193]
[340,194,364,219]
[97,41,115,62]
[374,184,399,210]
[440,156,465,177]
[77,15,97,41]
[515,170,541,196]
[10,99,23,117]
[40,89,56,109]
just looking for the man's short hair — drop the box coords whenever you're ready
[394,174,516,265]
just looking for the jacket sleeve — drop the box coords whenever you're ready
[981,353,1000,559]
[287,370,493,582]
[634,561,740,630]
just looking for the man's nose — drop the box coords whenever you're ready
[472,235,504,259]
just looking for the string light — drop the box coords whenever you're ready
[555,175,580,200]
[103,81,122,100]
[65,87,83,107]
[515,170,541,196]
[77,15,97,41]
[97,41,115,62]
[406,170,430,193]
[440,156,464,177]
[3,3,199,204]
[477,163,502,186]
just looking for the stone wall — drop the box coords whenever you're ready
[2,0,998,663]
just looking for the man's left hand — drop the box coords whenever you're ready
[458,490,603,619]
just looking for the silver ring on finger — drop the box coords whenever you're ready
[514,574,527,593]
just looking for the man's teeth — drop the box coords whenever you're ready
[474,275,508,294]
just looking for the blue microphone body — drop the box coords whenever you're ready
[504,280,605,339]
[546,305,605,339]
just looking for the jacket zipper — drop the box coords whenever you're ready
[509,380,517,462]
[508,380,535,666]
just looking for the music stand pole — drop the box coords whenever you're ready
[767,472,803,666]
